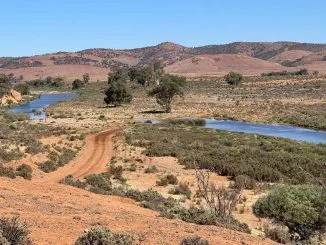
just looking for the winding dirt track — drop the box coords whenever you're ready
[39,127,121,183]
[0,127,277,244]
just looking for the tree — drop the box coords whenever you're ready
[128,66,153,86]
[153,60,165,84]
[104,70,132,107]
[0,74,11,98]
[224,72,243,85]
[147,74,185,113]
[253,184,326,241]
[72,79,85,90]
[82,73,90,84]
[13,83,30,95]
[52,77,64,87]
[127,60,164,87]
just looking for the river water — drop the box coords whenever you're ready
[11,93,77,120]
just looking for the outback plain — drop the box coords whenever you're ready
[0,42,326,245]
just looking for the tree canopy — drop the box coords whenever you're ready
[0,74,11,98]
[72,79,85,90]
[13,83,30,95]
[147,74,185,113]
[128,60,164,86]
[104,69,132,106]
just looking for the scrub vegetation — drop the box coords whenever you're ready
[126,124,326,185]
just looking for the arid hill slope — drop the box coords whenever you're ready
[1,41,326,80]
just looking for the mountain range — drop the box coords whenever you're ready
[1,41,326,81]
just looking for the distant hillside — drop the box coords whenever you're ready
[1,41,326,81]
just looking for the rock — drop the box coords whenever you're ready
[0,89,22,105]
[10,89,22,101]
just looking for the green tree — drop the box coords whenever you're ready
[253,184,326,241]
[72,79,85,90]
[51,77,64,87]
[224,72,243,85]
[128,60,164,87]
[13,83,30,95]
[148,74,185,113]
[82,73,90,84]
[0,74,11,98]
[104,70,132,106]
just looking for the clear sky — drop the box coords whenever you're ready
[1,0,325,56]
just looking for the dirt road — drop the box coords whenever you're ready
[39,127,121,182]
[0,127,277,244]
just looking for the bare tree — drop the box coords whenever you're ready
[195,168,243,224]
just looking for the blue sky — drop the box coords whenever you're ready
[1,0,325,56]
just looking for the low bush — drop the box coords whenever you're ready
[109,164,125,181]
[0,216,32,245]
[75,226,132,245]
[39,148,77,173]
[169,182,192,199]
[232,175,256,190]
[0,165,16,179]
[60,175,87,189]
[85,173,112,193]
[156,174,178,186]
[263,224,291,244]
[126,124,326,184]
[62,172,249,233]
[180,235,209,245]
[144,166,158,174]
[167,118,206,127]
[224,72,243,85]
[16,164,32,180]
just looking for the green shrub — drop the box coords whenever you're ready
[144,166,158,174]
[0,165,16,179]
[169,182,192,199]
[85,173,112,193]
[224,72,243,85]
[38,160,57,173]
[60,175,87,189]
[168,119,206,127]
[16,164,32,180]
[253,184,326,241]
[75,226,132,245]
[13,83,30,95]
[263,224,291,244]
[63,172,249,234]
[0,217,32,245]
[180,235,209,245]
[109,164,125,181]
[232,175,256,190]
[72,79,85,90]
[128,164,137,172]
[156,174,178,186]
[126,124,326,184]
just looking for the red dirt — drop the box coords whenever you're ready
[0,128,277,245]
[39,128,121,182]
[165,54,288,76]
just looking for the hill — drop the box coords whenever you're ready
[1,41,326,81]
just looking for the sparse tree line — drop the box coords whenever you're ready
[103,60,185,113]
